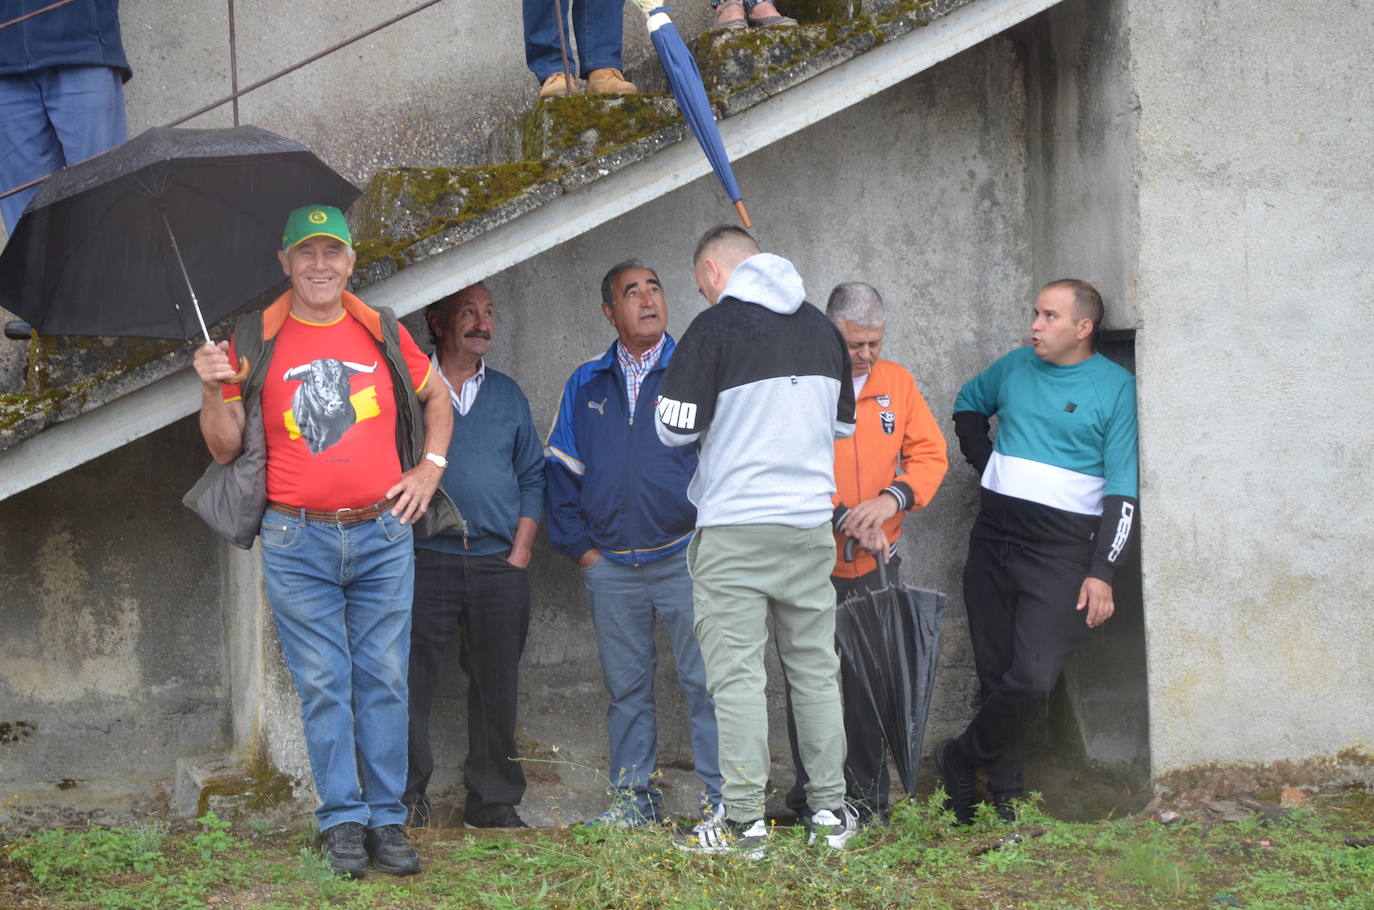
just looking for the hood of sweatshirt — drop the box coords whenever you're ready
[718,252,806,315]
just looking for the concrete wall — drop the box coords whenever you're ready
[0,417,231,820]
[1128,0,1374,772]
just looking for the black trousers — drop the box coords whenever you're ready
[405,549,530,814]
[958,534,1092,795]
[784,556,902,816]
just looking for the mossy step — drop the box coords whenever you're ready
[520,94,683,170]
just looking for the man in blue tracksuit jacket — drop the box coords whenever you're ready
[545,259,721,826]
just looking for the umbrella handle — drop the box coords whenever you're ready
[228,356,250,385]
[843,535,890,588]
[734,200,752,229]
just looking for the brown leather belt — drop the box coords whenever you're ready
[267,496,398,524]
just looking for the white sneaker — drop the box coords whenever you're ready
[674,816,769,859]
[808,802,859,849]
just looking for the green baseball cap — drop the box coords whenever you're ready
[281,204,352,249]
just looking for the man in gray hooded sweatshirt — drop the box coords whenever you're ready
[656,225,857,855]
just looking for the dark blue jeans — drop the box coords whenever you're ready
[521,0,625,82]
[260,507,414,832]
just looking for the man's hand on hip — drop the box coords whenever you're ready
[387,460,443,525]
[1076,577,1115,628]
[577,549,602,569]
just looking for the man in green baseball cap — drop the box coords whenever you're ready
[192,202,457,878]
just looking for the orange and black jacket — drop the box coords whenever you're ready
[831,359,949,579]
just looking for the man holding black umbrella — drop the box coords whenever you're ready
[937,279,1138,824]
[784,281,948,825]
[193,205,453,878]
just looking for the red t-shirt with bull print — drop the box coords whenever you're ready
[222,311,432,510]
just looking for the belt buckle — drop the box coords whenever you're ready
[335,506,355,523]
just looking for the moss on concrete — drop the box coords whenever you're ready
[353,161,546,271]
[193,742,299,821]
[520,93,681,165]
[0,334,182,433]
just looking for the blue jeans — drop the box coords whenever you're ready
[521,0,625,82]
[260,507,414,831]
[581,548,721,817]
[0,65,127,232]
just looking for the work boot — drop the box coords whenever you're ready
[539,72,581,97]
[364,824,421,876]
[586,68,637,94]
[323,821,368,878]
[935,738,977,826]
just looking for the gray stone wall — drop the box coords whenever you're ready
[0,417,231,819]
[1128,0,1374,772]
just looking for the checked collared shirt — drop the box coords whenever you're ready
[616,334,666,417]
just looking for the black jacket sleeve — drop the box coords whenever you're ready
[1089,494,1138,583]
[953,410,994,476]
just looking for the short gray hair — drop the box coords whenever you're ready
[826,282,885,328]
[601,259,659,305]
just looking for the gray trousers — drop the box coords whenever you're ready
[688,524,846,822]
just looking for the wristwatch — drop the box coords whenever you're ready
[424,452,448,469]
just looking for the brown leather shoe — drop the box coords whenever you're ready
[586,68,637,94]
[539,72,581,98]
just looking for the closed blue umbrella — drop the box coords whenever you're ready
[633,0,751,227]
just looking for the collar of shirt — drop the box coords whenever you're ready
[433,352,485,416]
[616,334,666,375]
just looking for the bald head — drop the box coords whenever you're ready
[692,225,761,305]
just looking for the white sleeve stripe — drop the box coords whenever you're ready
[544,445,586,477]
[1106,501,1135,563]
[882,484,909,510]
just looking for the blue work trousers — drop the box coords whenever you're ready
[260,507,414,832]
[0,65,127,232]
[581,548,721,818]
[522,0,625,82]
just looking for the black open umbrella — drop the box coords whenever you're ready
[836,539,947,796]
[0,124,359,343]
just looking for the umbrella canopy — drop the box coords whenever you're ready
[834,548,946,796]
[0,125,359,339]
[632,0,751,228]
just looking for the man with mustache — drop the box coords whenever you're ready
[404,283,545,830]
[545,260,722,828]
[936,279,1138,824]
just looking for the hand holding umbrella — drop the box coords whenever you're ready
[631,0,751,228]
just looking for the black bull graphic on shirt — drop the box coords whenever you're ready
[282,358,378,455]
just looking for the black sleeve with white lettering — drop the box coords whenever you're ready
[1089,494,1138,584]
[953,410,994,475]
[656,313,719,444]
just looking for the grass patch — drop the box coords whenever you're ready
[4,793,1374,909]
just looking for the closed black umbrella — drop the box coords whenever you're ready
[835,540,947,796]
[0,124,359,342]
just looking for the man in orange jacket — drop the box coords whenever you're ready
[786,281,948,824]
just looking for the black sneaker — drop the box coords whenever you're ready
[463,804,530,829]
[364,824,421,876]
[935,738,977,826]
[993,790,1025,823]
[323,821,368,878]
